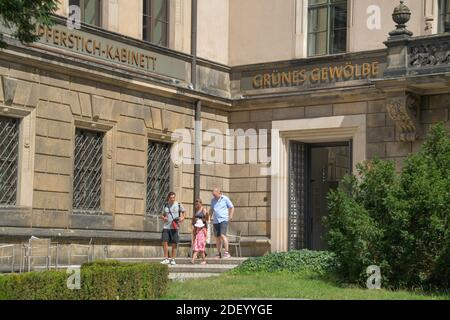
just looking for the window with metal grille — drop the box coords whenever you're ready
[73,129,103,213]
[146,140,171,215]
[308,0,347,56]
[0,116,19,206]
[143,0,169,47]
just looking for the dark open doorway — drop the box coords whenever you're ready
[288,141,352,251]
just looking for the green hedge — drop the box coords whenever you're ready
[0,260,169,300]
[231,250,338,275]
[325,123,450,291]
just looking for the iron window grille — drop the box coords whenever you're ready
[143,0,169,47]
[73,129,103,214]
[146,140,171,215]
[0,116,19,206]
[308,0,348,57]
[288,142,306,250]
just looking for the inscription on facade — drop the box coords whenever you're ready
[0,21,189,81]
[36,25,158,71]
[251,62,381,90]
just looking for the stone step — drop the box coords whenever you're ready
[0,257,247,276]
[168,263,238,274]
[107,257,247,265]
[169,273,221,281]
[167,263,241,282]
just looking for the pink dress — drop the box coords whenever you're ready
[194,228,206,252]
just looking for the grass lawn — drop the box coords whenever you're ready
[162,272,450,300]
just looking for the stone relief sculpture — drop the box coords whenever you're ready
[409,43,450,67]
[386,94,421,142]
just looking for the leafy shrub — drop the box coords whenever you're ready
[0,271,68,300]
[231,250,338,275]
[325,123,450,291]
[81,259,122,268]
[386,124,450,290]
[0,261,169,300]
[326,187,383,283]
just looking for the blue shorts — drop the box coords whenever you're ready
[213,221,228,237]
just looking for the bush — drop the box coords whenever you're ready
[0,261,169,300]
[231,250,338,275]
[81,259,122,268]
[326,187,383,283]
[325,123,450,291]
[0,271,70,300]
[387,124,450,290]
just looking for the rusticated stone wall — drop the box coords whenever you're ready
[0,60,230,237]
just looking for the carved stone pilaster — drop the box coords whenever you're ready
[386,93,421,142]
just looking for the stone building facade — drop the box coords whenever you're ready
[0,1,449,261]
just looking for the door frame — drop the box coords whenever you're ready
[270,114,366,253]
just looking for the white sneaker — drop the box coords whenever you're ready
[160,259,170,265]
[170,259,176,265]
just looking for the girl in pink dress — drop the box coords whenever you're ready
[192,219,207,265]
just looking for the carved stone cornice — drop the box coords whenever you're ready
[386,93,421,142]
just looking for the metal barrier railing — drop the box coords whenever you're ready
[0,244,15,273]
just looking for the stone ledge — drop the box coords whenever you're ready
[0,226,165,242]
[69,214,114,230]
[0,207,32,228]
[0,226,270,245]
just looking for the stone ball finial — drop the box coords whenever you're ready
[389,1,413,37]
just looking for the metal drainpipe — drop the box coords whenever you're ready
[191,0,201,205]
[194,101,202,202]
[191,0,198,90]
